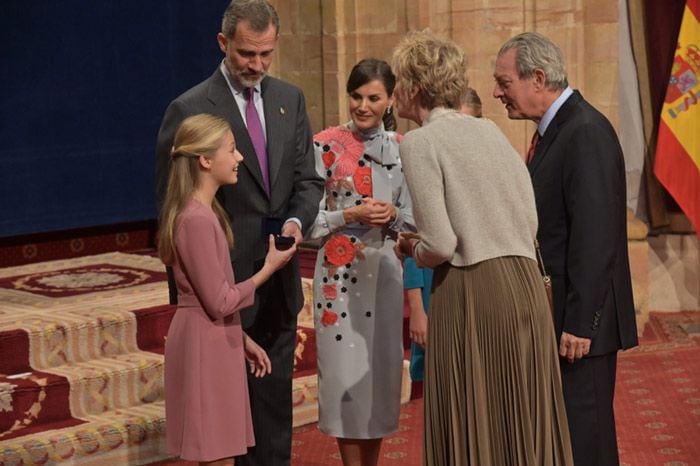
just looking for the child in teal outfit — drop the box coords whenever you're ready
[403,257,433,380]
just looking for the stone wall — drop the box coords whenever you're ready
[268,0,620,156]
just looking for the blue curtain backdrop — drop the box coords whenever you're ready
[0,0,229,237]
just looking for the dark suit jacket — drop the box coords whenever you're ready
[155,68,323,328]
[530,90,638,357]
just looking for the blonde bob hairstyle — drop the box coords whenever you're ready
[158,114,234,265]
[391,30,469,111]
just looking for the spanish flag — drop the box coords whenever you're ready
[654,0,700,235]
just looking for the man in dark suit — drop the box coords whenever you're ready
[493,32,638,466]
[155,1,323,464]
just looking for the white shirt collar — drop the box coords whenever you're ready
[538,86,573,136]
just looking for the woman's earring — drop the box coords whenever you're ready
[386,106,392,115]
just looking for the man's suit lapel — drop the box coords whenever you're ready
[207,69,268,196]
[261,78,284,192]
[528,90,583,175]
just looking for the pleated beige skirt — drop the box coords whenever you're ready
[423,256,573,466]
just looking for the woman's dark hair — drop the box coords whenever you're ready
[346,58,397,131]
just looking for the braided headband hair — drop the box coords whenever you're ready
[170,146,201,159]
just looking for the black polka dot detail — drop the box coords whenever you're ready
[341,312,347,318]
[351,277,358,284]
[323,144,331,152]
[335,334,342,341]
[365,311,372,317]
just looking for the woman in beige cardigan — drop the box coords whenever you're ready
[392,31,573,466]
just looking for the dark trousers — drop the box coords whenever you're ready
[560,352,619,466]
[236,276,297,466]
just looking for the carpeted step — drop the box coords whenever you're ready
[0,400,168,466]
[0,253,170,464]
[1,351,163,442]
[1,370,85,441]
[2,309,143,373]
[0,253,169,376]
[0,329,30,375]
[50,351,164,418]
[131,305,175,355]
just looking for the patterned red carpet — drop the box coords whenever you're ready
[615,310,700,466]
[153,311,700,466]
[1,249,698,465]
[0,253,170,465]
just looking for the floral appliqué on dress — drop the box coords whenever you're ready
[313,126,374,327]
[315,126,373,212]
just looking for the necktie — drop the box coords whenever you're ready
[245,87,269,193]
[526,130,541,165]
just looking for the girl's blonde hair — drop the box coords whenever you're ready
[158,114,234,265]
[391,30,469,110]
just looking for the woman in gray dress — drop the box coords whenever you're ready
[392,32,573,466]
[308,58,415,466]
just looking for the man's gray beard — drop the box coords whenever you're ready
[223,59,265,88]
[234,70,265,88]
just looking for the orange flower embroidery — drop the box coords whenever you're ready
[322,151,335,169]
[353,166,372,196]
[313,127,364,180]
[321,309,338,326]
[325,235,355,266]
[323,284,337,300]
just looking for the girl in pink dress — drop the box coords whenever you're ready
[158,114,297,465]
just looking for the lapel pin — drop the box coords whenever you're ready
[280,106,285,115]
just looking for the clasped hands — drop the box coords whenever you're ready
[343,198,396,227]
